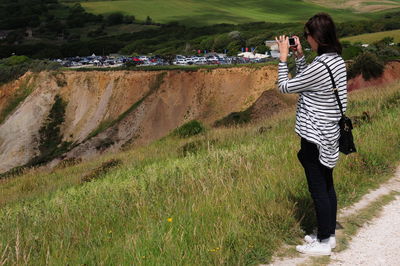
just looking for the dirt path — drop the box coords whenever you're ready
[268,165,400,266]
[330,194,400,265]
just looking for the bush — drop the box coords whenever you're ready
[81,159,122,183]
[376,47,400,60]
[2,55,30,66]
[214,110,251,127]
[0,56,60,85]
[342,45,362,60]
[107,12,123,26]
[172,120,206,138]
[123,15,135,24]
[347,52,384,81]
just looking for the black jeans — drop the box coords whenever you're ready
[297,138,337,241]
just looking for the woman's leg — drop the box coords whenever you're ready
[297,138,332,241]
[324,166,337,236]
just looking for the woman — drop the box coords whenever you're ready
[275,13,347,256]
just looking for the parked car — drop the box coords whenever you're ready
[173,59,187,65]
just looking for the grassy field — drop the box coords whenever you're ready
[0,80,399,264]
[60,0,378,25]
[341,29,400,43]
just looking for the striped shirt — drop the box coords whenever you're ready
[278,53,347,168]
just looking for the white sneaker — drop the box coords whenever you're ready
[296,241,331,256]
[304,234,336,249]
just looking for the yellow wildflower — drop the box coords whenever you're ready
[167,218,173,222]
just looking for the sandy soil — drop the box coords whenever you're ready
[268,165,400,266]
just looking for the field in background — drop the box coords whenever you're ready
[341,29,400,43]
[0,79,399,264]
[307,0,400,13]
[61,0,377,25]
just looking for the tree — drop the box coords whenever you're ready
[347,52,384,81]
[123,15,135,24]
[107,12,123,25]
[256,45,270,55]
[213,34,230,52]
[145,16,153,25]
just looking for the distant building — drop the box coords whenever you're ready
[265,40,279,58]
[265,40,278,51]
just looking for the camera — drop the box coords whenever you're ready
[289,37,296,46]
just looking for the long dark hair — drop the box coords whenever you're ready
[305,13,342,55]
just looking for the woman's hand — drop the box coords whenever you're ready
[291,35,304,59]
[275,35,289,62]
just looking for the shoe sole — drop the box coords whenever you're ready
[299,251,331,256]
[304,238,336,249]
[296,246,332,256]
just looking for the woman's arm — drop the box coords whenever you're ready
[295,56,308,75]
[278,61,327,94]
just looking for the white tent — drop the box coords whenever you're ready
[238,52,269,59]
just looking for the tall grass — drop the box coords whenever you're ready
[0,82,399,264]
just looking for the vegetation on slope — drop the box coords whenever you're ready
[341,29,400,44]
[0,82,399,264]
[71,0,373,25]
[29,95,72,166]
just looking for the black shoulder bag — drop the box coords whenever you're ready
[318,60,356,155]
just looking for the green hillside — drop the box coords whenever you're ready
[0,78,399,264]
[342,29,400,44]
[61,0,380,25]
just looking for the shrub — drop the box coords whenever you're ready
[347,52,384,81]
[376,47,400,60]
[172,120,206,138]
[81,159,122,183]
[214,110,251,127]
[0,57,60,85]
[2,55,30,66]
[107,12,123,26]
[342,45,362,60]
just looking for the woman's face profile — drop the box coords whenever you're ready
[306,34,319,52]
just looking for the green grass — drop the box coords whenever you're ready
[0,82,399,264]
[67,0,376,26]
[341,29,400,43]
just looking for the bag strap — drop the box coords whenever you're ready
[317,60,344,117]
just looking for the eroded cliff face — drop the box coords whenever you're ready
[0,66,279,173]
[347,61,400,92]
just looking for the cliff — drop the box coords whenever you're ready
[0,66,281,173]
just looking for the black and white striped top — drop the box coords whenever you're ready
[278,53,347,168]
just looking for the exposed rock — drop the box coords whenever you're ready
[0,66,278,173]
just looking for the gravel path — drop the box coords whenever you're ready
[268,165,400,266]
[330,194,400,266]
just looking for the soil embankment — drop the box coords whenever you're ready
[0,66,279,173]
[348,61,400,92]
